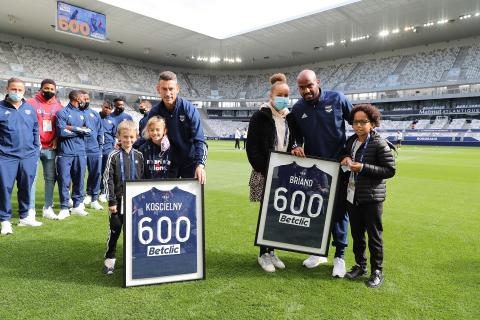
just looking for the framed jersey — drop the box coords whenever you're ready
[123,179,205,287]
[255,152,341,256]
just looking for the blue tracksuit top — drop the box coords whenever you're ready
[291,90,353,159]
[0,98,39,159]
[139,112,149,136]
[100,112,116,154]
[111,109,133,125]
[148,97,207,167]
[56,103,90,156]
[83,107,104,154]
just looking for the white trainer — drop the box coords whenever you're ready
[99,194,107,203]
[1,221,13,235]
[71,206,89,216]
[83,195,92,205]
[57,209,71,220]
[269,252,286,269]
[332,257,347,278]
[18,211,43,227]
[303,255,328,268]
[68,198,73,207]
[257,253,275,273]
[42,207,58,220]
[90,200,104,210]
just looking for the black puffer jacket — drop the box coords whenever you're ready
[246,106,296,175]
[340,131,396,204]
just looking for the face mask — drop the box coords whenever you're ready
[42,91,55,100]
[83,102,90,109]
[8,91,23,102]
[78,101,86,109]
[273,96,289,110]
[160,135,170,152]
[139,109,146,115]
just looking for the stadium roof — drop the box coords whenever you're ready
[1,0,480,70]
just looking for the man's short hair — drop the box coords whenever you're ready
[159,71,177,82]
[7,77,24,87]
[40,79,56,89]
[113,97,125,104]
[79,89,89,95]
[68,90,83,101]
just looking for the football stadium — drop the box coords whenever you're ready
[0,0,479,319]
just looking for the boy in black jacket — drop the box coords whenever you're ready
[102,120,144,275]
[340,104,396,288]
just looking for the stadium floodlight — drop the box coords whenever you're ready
[404,26,414,31]
[437,19,448,24]
[423,22,434,27]
[476,12,480,17]
[326,41,335,47]
[340,39,347,44]
[378,30,389,37]
[392,29,400,34]
[235,58,242,63]
[459,14,472,20]
[99,0,361,40]
[209,57,220,63]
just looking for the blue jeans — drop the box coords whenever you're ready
[30,148,56,210]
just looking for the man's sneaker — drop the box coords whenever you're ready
[71,206,89,216]
[269,252,285,269]
[18,211,43,227]
[99,194,107,203]
[83,195,92,205]
[332,257,347,278]
[90,201,104,210]
[57,209,71,220]
[1,221,13,235]
[366,270,384,288]
[345,265,368,280]
[257,253,275,273]
[303,255,328,268]
[103,258,116,275]
[68,198,73,207]
[42,207,58,220]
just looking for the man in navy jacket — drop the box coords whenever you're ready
[290,69,353,278]
[148,71,207,184]
[0,78,42,235]
[55,90,91,219]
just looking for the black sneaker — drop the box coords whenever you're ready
[366,270,384,288]
[345,265,367,280]
[102,265,114,275]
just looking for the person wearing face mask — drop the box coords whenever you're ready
[110,97,133,126]
[0,78,42,235]
[246,73,296,272]
[55,90,92,219]
[99,100,116,203]
[132,99,152,149]
[289,69,353,278]
[79,90,104,211]
[27,79,63,220]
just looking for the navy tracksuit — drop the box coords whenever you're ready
[110,109,133,126]
[147,97,207,178]
[0,98,39,221]
[56,103,89,209]
[100,112,116,195]
[290,89,353,258]
[84,107,104,201]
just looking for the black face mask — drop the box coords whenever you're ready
[80,102,89,110]
[42,91,55,100]
[139,109,146,115]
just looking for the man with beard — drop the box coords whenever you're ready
[290,69,353,278]
[110,97,133,125]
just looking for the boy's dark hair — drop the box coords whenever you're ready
[68,90,83,101]
[351,104,381,127]
[40,79,56,89]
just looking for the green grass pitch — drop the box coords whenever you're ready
[1,142,479,319]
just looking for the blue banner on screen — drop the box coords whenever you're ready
[56,2,107,41]
[131,187,197,279]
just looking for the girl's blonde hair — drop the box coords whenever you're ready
[142,116,167,139]
[116,120,137,137]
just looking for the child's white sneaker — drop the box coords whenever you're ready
[269,252,285,269]
[258,253,275,273]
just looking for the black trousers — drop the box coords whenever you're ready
[259,246,275,256]
[104,198,123,259]
[235,139,240,149]
[347,201,384,271]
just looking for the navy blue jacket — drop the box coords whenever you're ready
[83,107,104,154]
[148,97,207,167]
[100,112,116,155]
[0,98,39,159]
[139,112,149,136]
[139,139,171,179]
[111,109,133,125]
[290,90,352,159]
[56,103,90,156]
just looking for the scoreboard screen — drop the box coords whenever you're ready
[56,1,107,41]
